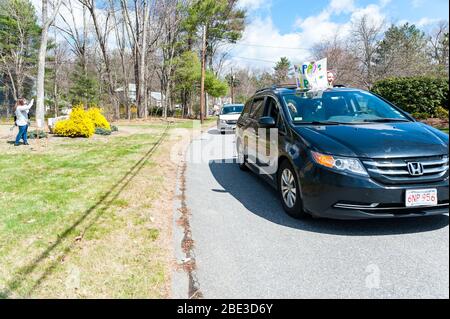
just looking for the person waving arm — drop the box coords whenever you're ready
[16,98,34,112]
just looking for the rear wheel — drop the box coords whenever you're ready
[278,160,308,219]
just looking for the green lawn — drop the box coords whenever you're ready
[0,123,181,298]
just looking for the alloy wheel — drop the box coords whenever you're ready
[281,168,297,208]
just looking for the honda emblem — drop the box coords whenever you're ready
[407,162,424,176]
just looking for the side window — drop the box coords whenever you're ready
[267,97,279,119]
[267,96,286,132]
[249,98,265,119]
[239,99,253,121]
[242,100,252,115]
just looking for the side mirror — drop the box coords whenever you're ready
[258,116,276,128]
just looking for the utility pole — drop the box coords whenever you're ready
[230,67,234,104]
[200,25,207,124]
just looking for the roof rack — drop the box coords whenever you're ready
[255,84,298,93]
[333,84,346,87]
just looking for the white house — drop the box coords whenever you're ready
[115,84,164,108]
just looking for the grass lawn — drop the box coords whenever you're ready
[0,118,212,298]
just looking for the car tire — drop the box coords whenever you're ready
[237,141,249,171]
[221,130,225,135]
[278,160,308,219]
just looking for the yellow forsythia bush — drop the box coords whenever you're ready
[86,107,111,130]
[54,106,95,138]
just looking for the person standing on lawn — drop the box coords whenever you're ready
[14,98,34,146]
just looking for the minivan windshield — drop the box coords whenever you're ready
[282,90,409,124]
[221,105,244,115]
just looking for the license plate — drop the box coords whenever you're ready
[405,189,438,207]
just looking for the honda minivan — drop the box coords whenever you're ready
[235,85,449,219]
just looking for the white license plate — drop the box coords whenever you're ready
[405,189,438,207]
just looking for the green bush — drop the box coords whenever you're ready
[28,130,48,139]
[435,106,449,119]
[111,125,119,132]
[372,77,449,118]
[174,109,183,118]
[95,127,112,135]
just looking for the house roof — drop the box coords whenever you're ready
[115,84,164,101]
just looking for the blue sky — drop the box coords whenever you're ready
[227,0,450,69]
[260,0,449,33]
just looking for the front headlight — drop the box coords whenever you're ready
[311,151,368,176]
[220,119,227,123]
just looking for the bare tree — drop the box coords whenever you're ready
[428,20,449,76]
[57,0,89,73]
[48,34,70,117]
[156,0,185,118]
[350,15,386,89]
[0,0,40,101]
[110,0,131,119]
[79,0,120,119]
[312,33,361,87]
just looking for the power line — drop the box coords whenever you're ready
[231,43,311,51]
[229,55,279,64]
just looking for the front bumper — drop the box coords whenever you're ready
[299,164,449,220]
[217,122,237,131]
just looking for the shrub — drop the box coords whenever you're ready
[86,107,111,130]
[54,107,95,138]
[95,127,112,135]
[435,106,449,120]
[111,125,119,132]
[372,77,449,118]
[411,112,431,120]
[28,130,48,139]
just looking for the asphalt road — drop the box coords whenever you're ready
[183,128,449,299]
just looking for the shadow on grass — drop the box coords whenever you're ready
[0,126,170,298]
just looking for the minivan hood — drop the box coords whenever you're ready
[219,113,241,120]
[294,122,449,159]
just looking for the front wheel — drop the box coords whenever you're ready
[237,141,249,171]
[278,161,308,219]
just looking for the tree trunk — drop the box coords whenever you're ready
[35,1,49,129]
[36,0,61,128]
[137,1,149,119]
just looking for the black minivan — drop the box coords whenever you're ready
[235,85,449,219]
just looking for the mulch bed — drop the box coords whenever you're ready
[421,118,449,129]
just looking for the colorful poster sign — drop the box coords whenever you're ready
[294,58,328,90]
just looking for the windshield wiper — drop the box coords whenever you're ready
[293,121,343,125]
[363,118,410,123]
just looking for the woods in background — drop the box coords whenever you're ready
[0,0,244,121]
[229,19,449,103]
[0,0,448,121]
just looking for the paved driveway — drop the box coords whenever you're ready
[181,128,449,298]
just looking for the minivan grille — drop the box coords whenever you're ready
[226,120,237,125]
[363,155,449,185]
